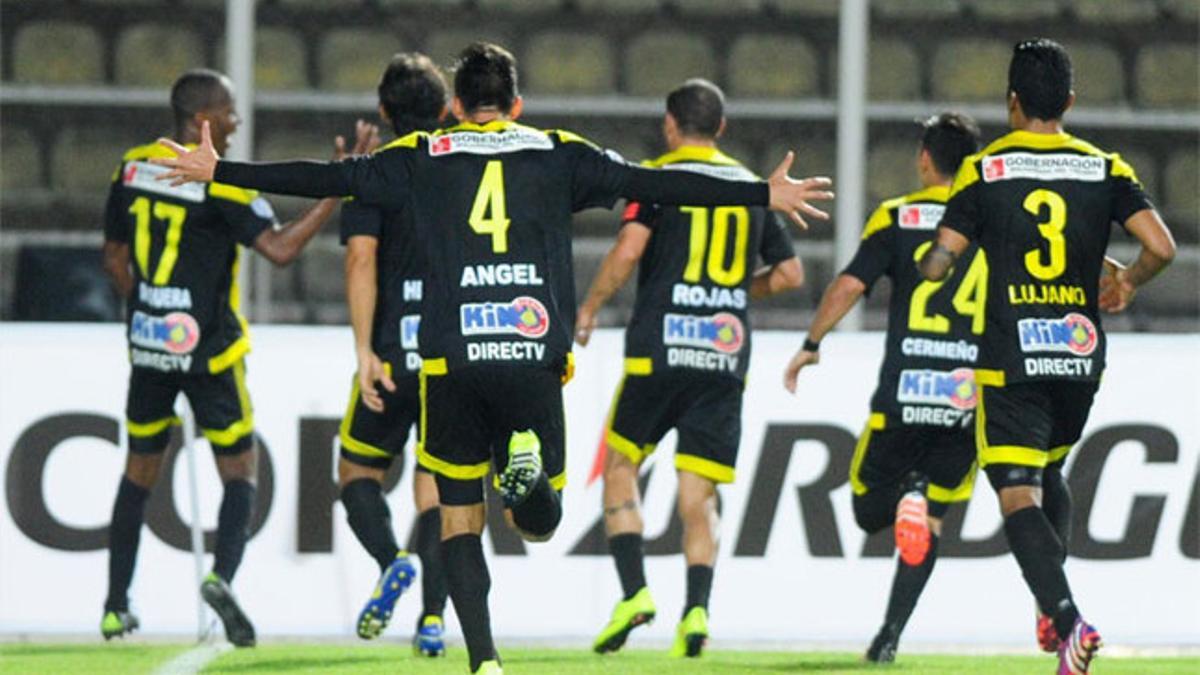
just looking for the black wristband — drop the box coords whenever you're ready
[803,338,821,352]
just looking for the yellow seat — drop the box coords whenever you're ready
[115,24,206,86]
[624,32,716,96]
[671,0,763,15]
[254,27,308,90]
[727,35,818,98]
[869,40,921,100]
[318,29,406,91]
[13,21,105,84]
[970,0,1062,20]
[873,0,961,18]
[425,28,514,71]
[526,32,615,94]
[1072,0,1160,23]
[51,126,146,193]
[1135,44,1199,107]
[770,0,839,17]
[1,126,43,190]
[1164,152,1198,235]
[1070,42,1125,104]
[868,141,919,205]
[931,39,1010,101]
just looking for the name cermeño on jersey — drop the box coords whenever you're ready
[429,128,554,156]
[1018,313,1098,356]
[897,203,945,230]
[1008,283,1087,306]
[138,282,193,310]
[672,283,747,310]
[460,263,545,287]
[982,153,1106,183]
[900,337,979,363]
[460,297,550,339]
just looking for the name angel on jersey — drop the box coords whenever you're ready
[982,153,1106,183]
[672,283,747,310]
[460,263,544,287]
[138,282,192,310]
[460,296,550,339]
[895,367,976,427]
[129,311,200,372]
[663,312,744,373]
[1008,283,1086,306]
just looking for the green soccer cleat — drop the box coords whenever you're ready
[474,659,503,674]
[593,587,656,653]
[100,610,139,640]
[498,430,543,507]
[200,573,256,648]
[669,606,709,658]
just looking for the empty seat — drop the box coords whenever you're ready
[1135,44,1199,107]
[869,39,921,100]
[255,27,308,90]
[873,0,961,18]
[318,29,405,91]
[51,127,147,193]
[931,39,1010,101]
[1072,0,1160,23]
[770,0,840,17]
[624,32,716,96]
[426,29,515,73]
[12,21,105,84]
[970,0,1063,20]
[672,0,764,16]
[1068,42,1125,103]
[868,140,920,204]
[277,0,367,7]
[115,24,206,86]
[526,32,615,94]
[575,0,661,13]
[727,35,818,98]
[1,127,43,190]
[476,0,564,10]
[1164,151,1198,225]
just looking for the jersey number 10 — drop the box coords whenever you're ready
[679,206,750,287]
[130,196,187,285]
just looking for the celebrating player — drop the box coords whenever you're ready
[333,53,451,655]
[918,39,1177,674]
[150,41,833,674]
[783,112,981,663]
[577,79,804,658]
[99,69,339,646]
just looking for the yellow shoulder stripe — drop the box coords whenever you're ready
[861,200,897,240]
[948,154,982,198]
[376,131,425,153]
[552,129,598,148]
[1109,153,1140,183]
[209,182,259,204]
[122,141,188,162]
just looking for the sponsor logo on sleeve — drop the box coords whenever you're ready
[896,367,977,411]
[123,161,206,202]
[459,296,550,339]
[981,153,1106,183]
[1018,313,1098,356]
[897,203,946,230]
[129,311,200,354]
[663,312,745,354]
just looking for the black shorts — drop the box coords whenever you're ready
[125,360,253,455]
[338,364,428,472]
[417,360,566,506]
[977,380,1099,476]
[607,364,743,484]
[850,413,978,516]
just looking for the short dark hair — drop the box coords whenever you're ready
[919,112,981,178]
[666,78,725,138]
[1008,38,1073,121]
[453,42,518,114]
[378,52,447,135]
[170,68,231,131]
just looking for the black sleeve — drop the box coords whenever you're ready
[1109,155,1154,227]
[620,200,660,229]
[103,169,128,243]
[940,159,983,241]
[340,199,383,245]
[211,192,278,248]
[569,143,769,212]
[841,208,895,289]
[758,212,796,266]
[214,152,410,209]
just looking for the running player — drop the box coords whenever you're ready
[335,53,450,656]
[577,79,804,658]
[152,42,834,674]
[99,69,339,646]
[783,112,981,663]
[918,39,1176,674]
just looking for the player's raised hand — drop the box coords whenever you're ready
[783,347,820,394]
[334,120,382,160]
[574,305,598,347]
[356,349,396,413]
[152,120,219,185]
[767,151,834,231]
[1099,257,1136,313]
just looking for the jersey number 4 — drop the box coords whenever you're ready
[909,242,988,335]
[469,160,511,254]
[130,196,187,285]
[680,206,749,286]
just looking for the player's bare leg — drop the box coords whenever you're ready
[671,470,717,658]
[412,470,447,656]
[593,449,655,653]
[203,443,259,647]
[102,450,165,640]
[441,499,500,673]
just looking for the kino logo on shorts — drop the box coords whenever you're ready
[460,296,550,339]
[662,312,745,354]
[1018,313,1098,355]
[130,310,201,354]
[896,368,977,410]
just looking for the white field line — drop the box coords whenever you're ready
[153,642,233,675]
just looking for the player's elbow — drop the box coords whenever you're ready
[1150,235,1177,266]
[256,234,298,267]
[777,258,805,290]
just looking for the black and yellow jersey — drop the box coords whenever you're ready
[940,130,1153,385]
[340,198,424,375]
[213,119,772,372]
[622,146,795,381]
[103,142,276,374]
[844,185,984,429]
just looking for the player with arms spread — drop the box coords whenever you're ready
[577,79,804,658]
[918,39,1176,675]
[100,69,340,646]
[783,112,981,663]
[334,53,452,655]
[152,42,833,675]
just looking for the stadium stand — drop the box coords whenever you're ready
[624,32,717,96]
[12,21,106,84]
[318,29,407,90]
[526,32,615,94]
[115,24,207,86]
[1136,44,1200,106]
[727,35,819,98]
[1,127,42,191]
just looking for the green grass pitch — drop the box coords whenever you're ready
[2,643,1198,674]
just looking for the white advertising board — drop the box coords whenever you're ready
[1,325,1197,646]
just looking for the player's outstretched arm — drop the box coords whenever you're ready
[1100,208,1177,313]
[783,274,866,394]
[101,241,134,298]
[576,222,651,346]
[918,226,969,281]
[750,257,804,299]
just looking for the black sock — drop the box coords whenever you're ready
[608,533,647,600]
[213,479,256,582]
[509,473,561,537]
[1003,506,1079,639]
[1042,468,1072,563]
[684,564,714,617]
[106,476,151,613]
[442,534,498,671]
[881,533,939,638]
[415,507,447,618]
[341,478,401,571]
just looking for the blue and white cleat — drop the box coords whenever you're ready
[413,614,446,657]
[356,551,417,639]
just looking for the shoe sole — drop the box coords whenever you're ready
[594,612,655,654]
[684,632,707,658]
[202,583,256,648]
[414,639,447,657]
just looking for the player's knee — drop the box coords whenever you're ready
[215,446,258,484]
[124,452,164,488]
[604,448,638,479]
[337,457,386,488]
[997,485,1041,517]
[413,470,440,511]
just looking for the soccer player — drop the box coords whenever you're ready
[335,53,451,655]
[576,79,804,658]
[918,39,1176,674]
[99,69,342,646]
[152,42,833,674]
[783,112,981,663]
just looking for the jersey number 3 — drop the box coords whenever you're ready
[470,160,511,254]
[909,242,988,335]
[130,196,187,285]
[1023,189,1067,280]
